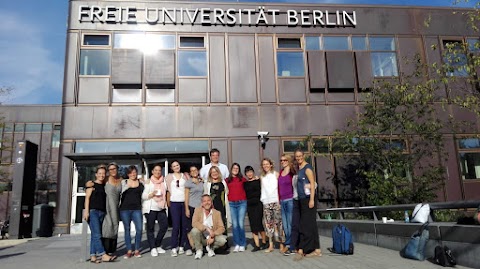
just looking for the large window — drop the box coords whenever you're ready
[277,52,305,77]
[443,40,468,77]
[370,37,398,77]
[323,36,349,51]
[178,51,207,76]
[277,37,305,77]
[51,125,61,148]
[79,50,111,75]
[80,33,111,76]
[458,138,480,180]
[178,36,207,77]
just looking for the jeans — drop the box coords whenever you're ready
[120,210,143,251]
[229,200,247,247]
[88,209,106,257]
[145,210,168,250]
[170,202,190,249]
[290,199,301,251]
[280,199,293,247]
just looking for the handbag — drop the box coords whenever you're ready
[401,223,429,261]
[434,245,456,267]
[411,203,430,223]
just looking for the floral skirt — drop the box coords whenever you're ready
[263,202,284,240]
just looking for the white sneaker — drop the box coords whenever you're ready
[156,247,166,254]
[233,245,240,252]
[151,248,158,257]
[178,247,185,255]
[239,246,245,252]
[194,250,203,260]
[206,246,215,257]
[185,249,193,256]
[171,248,178,257]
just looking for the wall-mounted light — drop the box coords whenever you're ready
[257,131,269,149]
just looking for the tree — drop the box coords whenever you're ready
[331,55,454,206]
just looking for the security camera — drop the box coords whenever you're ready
[257,131,269,149]
[257,131,269,137]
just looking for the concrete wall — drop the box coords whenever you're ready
[318,220,480,268]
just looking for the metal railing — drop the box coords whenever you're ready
[317,200,480,221]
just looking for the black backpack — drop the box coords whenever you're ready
[434,245,456,267]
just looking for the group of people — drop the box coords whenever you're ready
[83,148,321,263]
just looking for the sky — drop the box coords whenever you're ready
[0,0,476,104]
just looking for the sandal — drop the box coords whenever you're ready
[102,255,117,262]
[89,257,101,264]
[293,253,304,261]
[264,248,274,253]
[305,250,322,258]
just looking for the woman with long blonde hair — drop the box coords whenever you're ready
[278,154,296,255]
[260,158,284,253]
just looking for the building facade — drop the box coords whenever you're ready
[53,0,480,233]
[0,105,61,222]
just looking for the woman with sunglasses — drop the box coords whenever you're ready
[278,154,296,255]
[166,160,192,257]
[119,165,144,259]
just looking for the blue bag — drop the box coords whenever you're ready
[330,224,354,255]
[401,223,429,261]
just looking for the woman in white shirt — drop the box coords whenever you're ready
[166,160,192,257]
[142,164,168,257]
[260,158,284,253]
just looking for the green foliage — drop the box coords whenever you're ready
[333,54,448,206]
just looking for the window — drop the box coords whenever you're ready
[467,38,480,52]
[146,34,175,50]
[313,138,330,154]
[305,36,320,50]
[178,51,207,76]
[112,85,142,103]
[144,140,209,152]
[79,50,111,75]
[370,37,398,77]
[51,125,61,148]
[14,124,24,133]
[352,36,367,51]
[278,38,302,49]
[458,138,480,180]
[3,123,13,132]
[283,140,308,152]
[75,141,142,153]
[371,52,398,77]
[114,33,144,49]
[42,123,52,132]
[277,52,305,77]
[180,36,204,48]
[443,40,468,77]
[25,124,42,133]
[323,36,350,50]
[83,35,110,46]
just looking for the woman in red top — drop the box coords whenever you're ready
[226,163,247,252]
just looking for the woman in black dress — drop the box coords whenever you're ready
[243,166,267,252]
[207,166,228,230]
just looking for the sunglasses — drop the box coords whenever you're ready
[280,159,288,162]
[176,180,180,188]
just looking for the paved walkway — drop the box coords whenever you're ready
[0,233,472,269]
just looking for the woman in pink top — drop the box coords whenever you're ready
[278,154,296,256]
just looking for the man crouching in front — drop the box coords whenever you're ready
[189,194,227,259]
